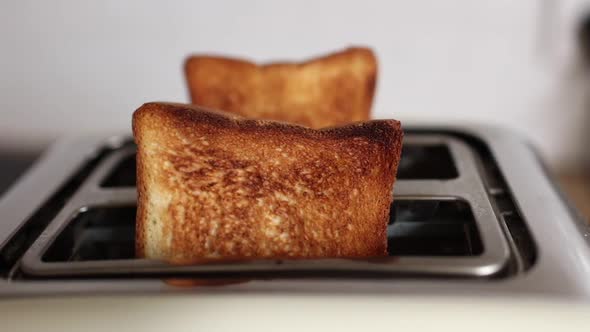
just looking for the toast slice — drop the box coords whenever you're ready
[184,47,377,129]
[133,102,402,262]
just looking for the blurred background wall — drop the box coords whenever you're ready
[1,0,589,171]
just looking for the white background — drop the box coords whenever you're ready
[1,0,590,170]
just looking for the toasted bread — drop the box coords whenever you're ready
[184,47,377,128]
[133,102,402,262]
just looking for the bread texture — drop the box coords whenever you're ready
[133,102,402,263]
[184,47,377,129]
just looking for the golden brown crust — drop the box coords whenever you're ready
[134,122,145,258]
[133,102,402,262]
[184,47,377,128]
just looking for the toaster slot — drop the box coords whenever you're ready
[397,145,458,179]
[40,200,482,264]
[100,143,460,188]
[388,200,482,256]
[100,154,136,188]
[43,207,135,262]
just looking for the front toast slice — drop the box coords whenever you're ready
[184,47,377,129]
[133,102,402,262]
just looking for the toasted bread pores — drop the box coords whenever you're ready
[184,47,377,129]
[133,102,402,262]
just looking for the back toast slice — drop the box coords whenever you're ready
[133,102,402,263]
[184,47,377,129]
